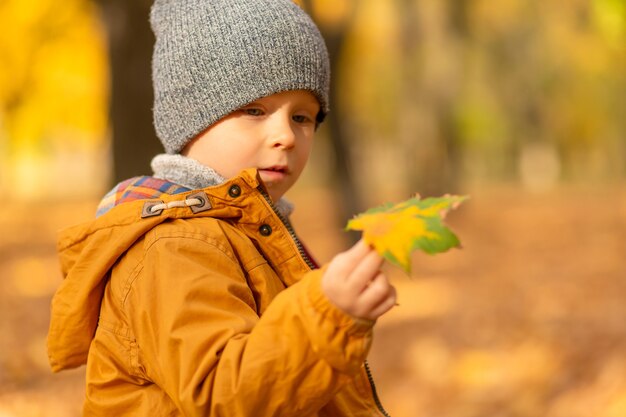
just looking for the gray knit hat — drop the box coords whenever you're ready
[150,0,331,154]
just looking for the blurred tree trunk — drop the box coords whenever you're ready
[489,16,547,180]
[397,0,427,195]
[301,0,362,241]
[96,0,159,183]
[441,0,469,192]
[397,0,464,197]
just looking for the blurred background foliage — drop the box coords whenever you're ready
[0,1,625,417]
[0,0,623,204]
[0,0,109,200]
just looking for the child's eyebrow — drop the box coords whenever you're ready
[301,101,321,112]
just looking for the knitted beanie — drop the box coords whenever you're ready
[150,0,331,154]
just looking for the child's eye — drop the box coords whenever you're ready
[242,107,264,116]
[292,114,313,124]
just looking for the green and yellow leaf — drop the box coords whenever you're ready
[346,195,468,272]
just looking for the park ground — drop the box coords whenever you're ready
[0,183,625,417]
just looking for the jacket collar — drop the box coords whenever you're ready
[97,154,294,218]
[58,168,306,289]
[150,154,294,217]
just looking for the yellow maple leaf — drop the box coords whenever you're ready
[346,195,467,272]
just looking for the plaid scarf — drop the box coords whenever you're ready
[96,176,190,218]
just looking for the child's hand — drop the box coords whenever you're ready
[322,240,397,321]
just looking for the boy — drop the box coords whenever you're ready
[47,0,397,416]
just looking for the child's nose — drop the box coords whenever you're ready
[268,115,297,149]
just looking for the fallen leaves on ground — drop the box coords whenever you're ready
[2,186,626,417]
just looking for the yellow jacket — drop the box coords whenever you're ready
[48,169,388,416]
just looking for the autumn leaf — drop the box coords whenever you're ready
[346,195,468,272]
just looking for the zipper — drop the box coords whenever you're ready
[256,186,316,270]
[364,360,391,417]
[258,186,391,416]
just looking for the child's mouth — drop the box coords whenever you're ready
[259,166,289,182]
[261,165,288,173]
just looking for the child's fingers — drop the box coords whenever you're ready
[357,272,393,310]
[347,250,384,289]
[360,276,397,319]
[366,286,398,319]
[343,239,372,262]
[329,239,372,277]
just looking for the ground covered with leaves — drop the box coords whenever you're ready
[1,185,624,416]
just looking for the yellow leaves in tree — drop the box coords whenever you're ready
[346,195,468,272]
[0,0,108,149]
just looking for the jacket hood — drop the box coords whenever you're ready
[48,168,266,372]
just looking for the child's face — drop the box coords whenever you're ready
[183,90,320,202]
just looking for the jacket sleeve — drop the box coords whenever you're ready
[128,230,374,416]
